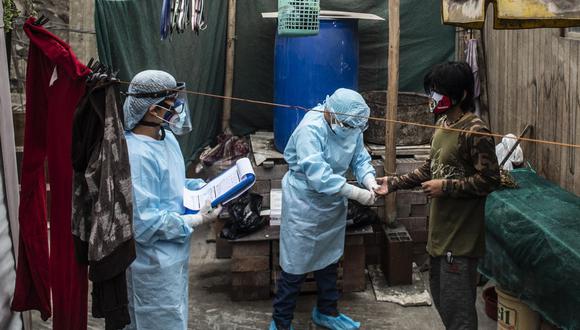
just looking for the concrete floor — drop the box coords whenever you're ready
[31,225,497,329]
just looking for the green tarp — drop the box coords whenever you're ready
[95,0,227,164]
[95,0,455,161]
[480,169,580,330]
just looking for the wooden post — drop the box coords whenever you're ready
[384,0,400,224]
[69,0,97,64]
[222,0,237,132]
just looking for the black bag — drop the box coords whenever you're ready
[346,201,379,229]
[220,192,267,240]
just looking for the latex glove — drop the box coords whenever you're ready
[339,183,375,206]
[362,175,380,191]
[185,179,206,190]
[183,202,223,228]
[362,175,379,201]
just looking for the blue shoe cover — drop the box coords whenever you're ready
[269,320,295,330]
[311,307,360,329]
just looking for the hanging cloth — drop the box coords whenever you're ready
[11,17,90,330]
[465,38,480,98]
[71,79,135,330]
[160,0,206,39]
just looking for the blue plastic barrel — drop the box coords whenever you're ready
[273,19,359,152]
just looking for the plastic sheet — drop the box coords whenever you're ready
[479,168,580,330]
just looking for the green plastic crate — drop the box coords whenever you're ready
[277,0,320,36]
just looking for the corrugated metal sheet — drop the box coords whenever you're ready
[0,156,22,329]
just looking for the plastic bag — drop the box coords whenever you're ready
[220,192,267,240]
[346,201,379,229]
[495,134,524,171]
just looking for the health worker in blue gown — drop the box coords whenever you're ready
[122,70,222,330]
[270,88,379,330]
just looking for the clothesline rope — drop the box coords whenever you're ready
[118,80,580,149]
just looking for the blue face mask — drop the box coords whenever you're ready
[155,98,188,133]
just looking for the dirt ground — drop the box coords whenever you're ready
[31,225,497,329]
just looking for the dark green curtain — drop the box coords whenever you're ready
[95,0,227,164]
[94,0,454,158]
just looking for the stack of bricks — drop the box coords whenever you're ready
[394,158,430,265]
[362,158,430,266]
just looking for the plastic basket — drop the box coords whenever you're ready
[277,0,320,36]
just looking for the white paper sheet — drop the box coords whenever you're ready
[183,158,255,211]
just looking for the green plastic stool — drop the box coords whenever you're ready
[277,0,320,36]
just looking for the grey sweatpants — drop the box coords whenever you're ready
[430,256,479,330]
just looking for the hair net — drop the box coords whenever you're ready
[324,88,370,129]
[123,70,177,130]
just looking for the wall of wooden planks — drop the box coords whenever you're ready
[456,6,580,195]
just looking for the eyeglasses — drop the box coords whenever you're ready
[156,97,184,114]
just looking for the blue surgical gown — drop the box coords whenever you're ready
[124,131,204,330]
[280,110,375,275]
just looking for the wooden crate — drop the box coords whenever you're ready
[230,241,271,301]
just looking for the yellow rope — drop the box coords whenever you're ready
[118,80,580,149]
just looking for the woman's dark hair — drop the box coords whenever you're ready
[424,61,475,112]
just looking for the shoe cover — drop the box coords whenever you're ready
[311,307,361,330]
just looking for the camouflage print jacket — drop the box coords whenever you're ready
[388,113,500,197]
[388,112,501,257]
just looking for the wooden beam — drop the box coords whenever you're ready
[222,0,237,132]
[69,0,97,64]
[385,0,400,224]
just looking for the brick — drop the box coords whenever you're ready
[231,271,271,301]
[251,180,271,194]
[410,204,429,217]
[409,229,428,242]
[271,179,282,189]
[232,270,270,287]
[396,190,428,218]
[396,158,425,175]
[381,225,413,285]
[345,235,364,246]
[232,241,270,257]
[396,217,427,232]
[216,237,232,259]
[232,256,270,272]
